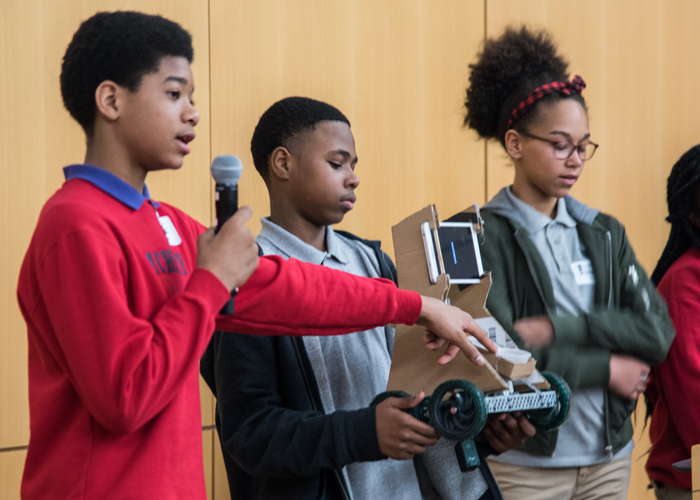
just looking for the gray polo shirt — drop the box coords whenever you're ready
[489,188,634,467]
[256,218,424,499]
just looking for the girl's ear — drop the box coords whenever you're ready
[269,146,293,181]
[505,129,523,160]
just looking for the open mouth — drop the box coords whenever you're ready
[560,175,578,186]
[176,132,195,154]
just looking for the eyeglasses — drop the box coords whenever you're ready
[518,130,599,161]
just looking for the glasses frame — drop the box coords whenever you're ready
[518,130,599,161]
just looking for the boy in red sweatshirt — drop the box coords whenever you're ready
[17,11,495,500]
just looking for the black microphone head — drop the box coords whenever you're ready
[211,155,243,185]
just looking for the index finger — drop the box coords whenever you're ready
[438,340,486,366]
[464,320,498,354]
[516,414,537,437]
[394,408,438,439]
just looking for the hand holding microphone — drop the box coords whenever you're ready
[197,155,259,314]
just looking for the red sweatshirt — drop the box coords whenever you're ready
[646,247,700,490]
[17,166,421,499]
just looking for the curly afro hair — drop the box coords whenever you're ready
[251,97,350,181]
[60,11,194,137]
[464,26,585,147]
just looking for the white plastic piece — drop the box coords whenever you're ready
[485,390,558,414]
[496,347,532,364]
[421,221,439,284]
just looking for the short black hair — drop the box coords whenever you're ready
[250,97,350,181]
[60,11,194,136]
[651,144,700,284]
[464,26,586,147]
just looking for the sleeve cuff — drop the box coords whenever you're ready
[343,406,385,462]
[578,351,612,387]
[394,290,422,326]
[551,314,589,346]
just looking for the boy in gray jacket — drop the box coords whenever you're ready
[201,97,534,499]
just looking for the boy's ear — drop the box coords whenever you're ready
[94,80,122,122]
[269,146,293,181]
[504,129,523,159]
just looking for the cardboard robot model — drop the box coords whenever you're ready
[370,205,572,472]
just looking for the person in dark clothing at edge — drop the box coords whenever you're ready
[201,97,535,500]
[646,145,700,500]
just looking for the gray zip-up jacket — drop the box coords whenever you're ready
[481,188,674,456]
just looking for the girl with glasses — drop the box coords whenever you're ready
[463,26,674,500]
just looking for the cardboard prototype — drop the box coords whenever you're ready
[387,204,549,396]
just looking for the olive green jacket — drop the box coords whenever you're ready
[481,188,674,456]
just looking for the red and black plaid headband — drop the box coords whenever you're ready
[507,75,586,128]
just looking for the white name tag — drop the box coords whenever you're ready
[571,259,595,286]
[158,215,182,246]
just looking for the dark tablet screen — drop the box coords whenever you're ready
[436,224,483,283]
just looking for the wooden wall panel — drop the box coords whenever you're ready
[0,0,214,451]
[209,0,486,260]
[0,450,26,500]
[0,0,43,451]
[203,429,214,500]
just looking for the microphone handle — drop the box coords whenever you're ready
[215,184,238,234]
[215,183,238,315]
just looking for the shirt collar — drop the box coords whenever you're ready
[256,218,348,265]
[504,186,576,234]
[63,164,159,210]
[324,226,348,264]
[553,197,577,228]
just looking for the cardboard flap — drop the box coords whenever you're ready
[447,273,492,319]
[443,203,484,234]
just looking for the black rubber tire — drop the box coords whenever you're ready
[428,380,487,441]
[369,390,427,422]
[526,371,573,431]
[370,391,411,407]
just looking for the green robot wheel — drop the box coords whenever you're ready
[526,371,573,431]
[369,391,411,407]
[369,391,427,422]
[428,380,487,441]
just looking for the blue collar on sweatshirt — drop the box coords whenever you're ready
[63,164,160,210]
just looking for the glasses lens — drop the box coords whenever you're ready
[554,143,575,160]
[580,143,597,160]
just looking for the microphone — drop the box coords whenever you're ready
[211,155,243,233]
[211,155,243,315]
